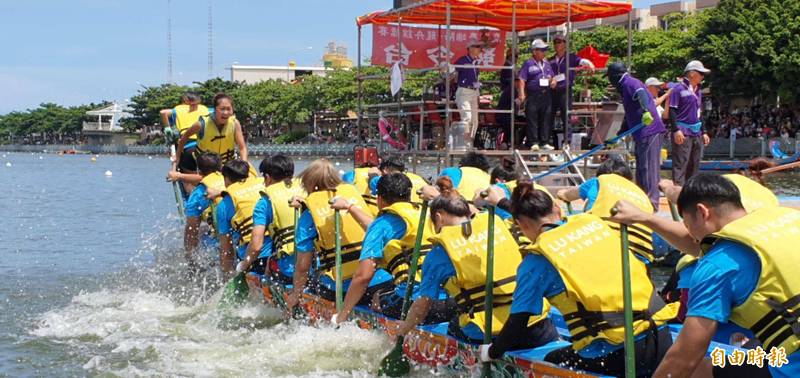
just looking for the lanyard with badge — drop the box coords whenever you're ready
[533,59,549,87]
[554,55,567,83]
[686,82,701,119]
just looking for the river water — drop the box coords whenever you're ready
[1,152,798,377]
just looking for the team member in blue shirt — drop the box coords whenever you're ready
[179,152,222,268]
[610,174,800,378]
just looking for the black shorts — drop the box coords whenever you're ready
[448,316,559,348]
[315,279,395,306]
[178,146,198,173]
[375,289,459,325]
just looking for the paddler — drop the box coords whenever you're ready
[395,177,559,348]
[235,154,304,282]
[610,174,800,378]
[161,92,208,193]
[607,62,666,210]
[180,152,223,268]
[286,159,394,312]
[214,159,265,277]
[331,173,452,324]
[367,156,429,205]
[556,156,657,263]
[176,93,248,168]
[438,151,491,201]
[665,60,712,186]
[342,160,380,216]
[481,182,677,376]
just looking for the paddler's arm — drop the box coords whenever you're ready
[330,198,374,231]
[397,245,453,336]
[396,297,431,337]
[608,200,701,256]
[167,171,203,185]
[233,120,248,162]
[288,252,313,311]
[184,216,201,261]
[160,108,173,128]
[556,187,580,203]
[652,316,716,378]
[287,209,316,312]
[238,225,266,273]
[216,196,237,277]
[176,122,201,169]
[659,179,681,205]
[335,259,377,324]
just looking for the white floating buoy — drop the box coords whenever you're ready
[90,157,97,162]
[105,170,113,176]
[148,156,153,159]
[39,156,44,160]
[5,162,11,167]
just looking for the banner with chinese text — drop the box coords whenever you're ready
[371,24,506,69]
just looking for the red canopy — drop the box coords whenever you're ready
[357,0,632,32]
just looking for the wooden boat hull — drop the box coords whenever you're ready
[245,273,605,377]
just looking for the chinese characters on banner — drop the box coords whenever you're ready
[371,24,506,69]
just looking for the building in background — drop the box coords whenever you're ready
[323,42,353,69]
[229,65,331,84]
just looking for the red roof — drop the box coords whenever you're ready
[357,0,633,31]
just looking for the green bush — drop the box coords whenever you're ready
[273,130,308,144]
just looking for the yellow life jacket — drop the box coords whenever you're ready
[707,207,800,354]
[455,166,491,202]
[675,254,698,274]
[723,174,779,212]
[378,202,435,286]
[173,104,209,141]
[429,212,550,336]
[305,184,369,282]
[588,174,655,263]
[504,182,552,248]
[196,115,236,164]
[261,178,305,257]
[224,176,266,246]
[352,167,379,216]
[198,171,225,228]
[530,213,678,350]
[405,172,429,204]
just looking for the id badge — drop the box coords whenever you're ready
[697,109,701,118]
[539,78,549,87]
[554,74,566,82]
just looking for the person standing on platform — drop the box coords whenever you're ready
[454,39,484,148]
[549,34,595,148]
[666,60,711,186]
[607,62,665,210]
[518,39,556,151]
[645,77,671,119]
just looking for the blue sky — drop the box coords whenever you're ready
[1,0,662,114]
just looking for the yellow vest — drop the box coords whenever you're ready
[224,176,266,246]
[723,174,779,212]
[405,172,429,205]
[352,167,378,216]
[588,174,655,263]
[531,213,678,350]
[429,212,550,335]
[198,171,226,228]
[379,202,435,286]
[455,166,490,202]
[709,207,800,354]
[262,178,305,257]
[305,184,369,282]
[173,104,209,141]
[196,115,236,164]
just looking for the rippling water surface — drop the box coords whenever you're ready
[1,151,798,377]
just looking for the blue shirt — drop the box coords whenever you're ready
[369,175,381,196]
[686,239,799,377]
[295,209,392,290]
[359,213,413,299]
[185,183,211,218]
[250,197,276,260]
[455,55,480,89]
[578,177,600,212]
[342,170,355,184]
[493,183,513,220]
[215,196,235,236]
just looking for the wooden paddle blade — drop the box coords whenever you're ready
[378,343,411,377]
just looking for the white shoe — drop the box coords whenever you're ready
[530,144,540,151]
[542,144,555,151]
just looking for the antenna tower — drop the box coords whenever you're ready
[208,3,213,78]
[167,0,173,83]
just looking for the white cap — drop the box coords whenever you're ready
[531,39,549,50]
[645,77,664,87]
[684,60,710,73]
[467,39,484,48]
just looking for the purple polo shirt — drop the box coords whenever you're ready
[618,73,665,141]
[519,58,555,92]
[669,79,703,136]
[455,55,480,89]
[550,53,582,90]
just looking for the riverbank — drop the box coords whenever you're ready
[2,137,797,158]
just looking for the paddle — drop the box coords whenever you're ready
[481,190,496,378]
[566,201,575,215]
[761,159,800,175]
[168,144,186,220]
[219,271,249,307]
[378,195,429,377]
[330,198,344,312]
[611,206,636,378]
[669,202,681,222]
